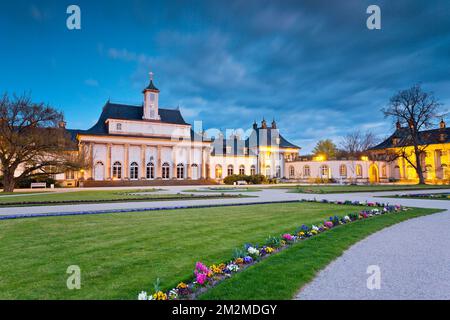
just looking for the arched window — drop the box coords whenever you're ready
[320,165,329,176]
[250,165,256,176]
[130,162,139,180]
[177,163,184,179]
[442,164,448,179]
[191,164,199,180]
[356,164,363,177]
[339,164,347,177]
[265,165,271,177]
[239,165,245,175]
[303,165,310,177]
[289,166,295,178]
[112,161,122,179]
[227,165,234,176]
[394,165,400,179]
[276,166,281,178]
[146,162,154,179]
[162,162,170,179]
[381,165,387,177]
[215,165,222,179]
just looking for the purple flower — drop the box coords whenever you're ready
[243,256,253,264]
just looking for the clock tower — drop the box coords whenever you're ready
[143,72,160,120]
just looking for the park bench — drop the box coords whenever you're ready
[30,182,47,189]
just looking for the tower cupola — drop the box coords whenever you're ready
[440,118,446,129]
[142,72,160,120]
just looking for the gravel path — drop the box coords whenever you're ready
[296,208,450,300]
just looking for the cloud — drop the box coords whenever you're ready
[84,79,99,87]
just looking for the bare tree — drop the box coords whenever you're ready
[382,85,442,184]
[0,93,90,192]
[340,130,378,158]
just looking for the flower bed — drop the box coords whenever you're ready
[137,200,405,300]
[392,193,450,200]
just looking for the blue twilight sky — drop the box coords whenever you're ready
[1,0,450,153]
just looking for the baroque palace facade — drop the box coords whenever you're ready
[55,76,449,186]
[60,77,300,186]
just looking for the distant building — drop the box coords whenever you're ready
[368,119,450,183]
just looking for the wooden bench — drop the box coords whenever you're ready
[30,182,47,189]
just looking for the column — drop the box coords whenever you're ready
[124,144,129,179]
[205,147,210,179]
[172,147,177,179]
[88,142,94,179]
[187,147,192,179]
[201,147,206,179]
[157,146,162,178]
[141,144,146,179]
[106,143,112,180]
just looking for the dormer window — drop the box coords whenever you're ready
[243,147,249,155]
[116,123,122,131]
[226,146,232,154]
[275,137,281,145]
[392,138,399,146]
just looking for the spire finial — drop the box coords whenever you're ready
[149,71,154,81]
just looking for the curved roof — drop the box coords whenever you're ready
[369,127,450,150]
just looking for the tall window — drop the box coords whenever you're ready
[215,165,222,179]
[320,165,329,176]
[303,165,310,177]
[250,165,256,176]
[130,162,139,180]
[356,164,363,177]
[339,164,347,177]
[112,161,122,179]
[177,163,184,179]
[162,162,170,179]
[276,166,281,178]
[146,162,154,179]
[289,166,295,178]
[265,165,271,177]
[381,165,387,177]
[227,165,234,176]
[239,165,245,175]
[65,171,75,180]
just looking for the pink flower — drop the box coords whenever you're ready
[324,221,333,228]
[196,273,207,285]
[282,234,294,241]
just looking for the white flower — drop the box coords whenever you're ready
[247,247,259,256]
[344,215,351,222]
[312,225,319,231]
[138,291,148,300]
[226,263,239,272]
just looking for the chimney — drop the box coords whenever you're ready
[59,121,66,129]
[440,118,446,130]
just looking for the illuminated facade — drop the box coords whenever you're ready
[368,120,450,183]
[56,77,300,186]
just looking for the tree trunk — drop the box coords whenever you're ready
[2,172,16,193]
[414,148,426,185]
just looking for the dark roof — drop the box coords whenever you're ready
[68,101,188,137]
[248,127,300,149]
[143,80,159,92]
[369,127,450,150]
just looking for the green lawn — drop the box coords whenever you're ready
[0,201,381,300]
[0,189,242,206]
[275,184,450,194]
[200,207,441,300]
[183,187,262,193]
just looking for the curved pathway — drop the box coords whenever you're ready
[296,195,450,300]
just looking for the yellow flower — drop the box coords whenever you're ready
[297,231,305,237]
[153,291,167,300]
[176,282,187,289]
[265,247,274,253]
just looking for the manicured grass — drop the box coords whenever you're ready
[0,189,242,206]
[0,202,374,299]
[183,187,262,193]
[275,184,450,194]
[199,207,441,300]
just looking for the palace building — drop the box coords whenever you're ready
[59,76,301,186]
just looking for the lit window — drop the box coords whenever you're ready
[320,165,329,176]
[356,164,363,177]
[215,165,222,179]
[289,166,295,178]
[250,165,256,176]
[339,165,347,177]
[116,123,122,131]
[239,165,245,175]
